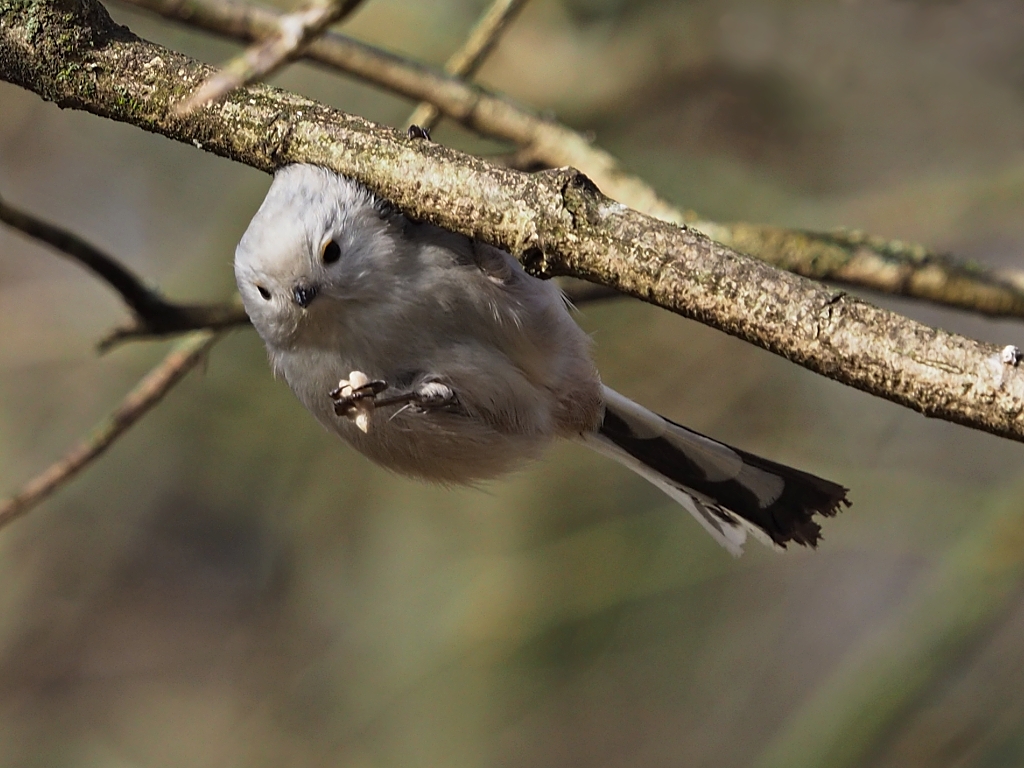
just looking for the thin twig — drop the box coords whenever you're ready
[405,0,529,132]
[98,304,245,349]
[0,331,220,529]
[119,0,1024,322]
[0,193,250,347]
[173,0,368,115]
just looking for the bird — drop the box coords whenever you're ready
[234,164,848,555]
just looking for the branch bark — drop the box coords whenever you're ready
[3,0,1024,445]
[117,0,1024,321]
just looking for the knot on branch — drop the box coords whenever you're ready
[0,0,135,112]
[12,0,124,55]
[548,167,603,226]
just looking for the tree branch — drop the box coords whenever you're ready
[696,220,1024,320]
[115,0,1024,323]
[117,0,684,221]
[3,0,1024,446]
[173,0,367,114]
[0,331,220,529]
[405,0,529,132]
[0,192,249,348]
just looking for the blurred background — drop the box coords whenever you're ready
[3,0,1024,765]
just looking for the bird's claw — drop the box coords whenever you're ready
[330,374,458,432]
[409,381,455,409]
[330,371,387,432]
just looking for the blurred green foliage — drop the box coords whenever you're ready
[3,1,1024,766]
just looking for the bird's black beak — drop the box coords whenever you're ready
[292,283,318,308]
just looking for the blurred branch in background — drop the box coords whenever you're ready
[120,0,1024,323]
[697,220,1024,321]
[0,193,249,348]
[755,484,1024,768]
[0,330,221,529]
[404,0,530,133]
[173,0,368,115]
[4,0,1024,447]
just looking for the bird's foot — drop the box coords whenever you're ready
[330,371,387,432]
[375,381,457,413]
[330,374,457,431]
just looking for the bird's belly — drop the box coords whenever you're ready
[329,405,551,483]
[273,348,552,483]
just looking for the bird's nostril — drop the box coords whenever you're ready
[292,284,318,308]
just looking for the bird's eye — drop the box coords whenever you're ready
[322,239,341,265]
[256,285,271,300]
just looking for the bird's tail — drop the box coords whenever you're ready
[584,387,849,556]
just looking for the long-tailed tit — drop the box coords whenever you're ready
[234,164,849,554]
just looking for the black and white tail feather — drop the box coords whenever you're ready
[587,387,849,556]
